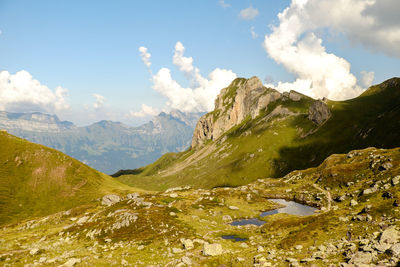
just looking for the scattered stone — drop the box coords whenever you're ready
[29,248,40,256]
[169,193,178,198]
[229,206,239,210]
[121,259,128,266]
[295,245,303,250]
[137,245,145,250]
[257,245,265,252]
[380,227,399,245]
[101,194,121,206]
[222,215,232,223]
[390,243,400,257]
[379,162,393,171]
[350,200,358,207]
[348,252,372,265]
[172,248,184,254]
[392,176,400,186]
[77,216,89,225]
[203,243,223,256]
[126,193,139,199]
[39,257,47,263]
[181,239,194,250]
[62,258,81,267]
[240,243,248,248]
[181,256,192,265]
[170,212,177,217]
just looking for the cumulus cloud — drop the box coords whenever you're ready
[239,5,259,20]
[92,93,105,110]
[139,42,237,113]
[218,0,230,8]
[250,26,258,39]
[130,104,159,118]
[0,70,69,113]
[360,71,375,88]
[262,0,398,100]
[139,46,152,69]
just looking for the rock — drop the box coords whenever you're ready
[295,245,303,250]
[350,200,358,207]
[29,248,40,255]
[181,239,194,250]
[126,193,139,199]
[348,252,372,265]
[181,256,192,265]
[380,227,399,245]
[191,77,282,148]
[170,212,177,216]
[203,243,223,256]
[101,194,121,206]
[62,258,81,267]
[172,248,184,254]
[379,162,393,171]
[390,243,400,257]
[392,176,400,186]
[137,245,144,250]
[39,257,47,263]
[228,206,239,210]
[257,245,265,252]
[121,259,128,266]
[308,99,331,125]
[77,216,89,225]
[362,188,376,195]
[240,243,248,248]
[222,215,232,223]
[169,193,178,198]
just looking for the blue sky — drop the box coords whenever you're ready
[0,0,399,125]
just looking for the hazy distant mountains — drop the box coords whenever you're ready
[0,110,203,174]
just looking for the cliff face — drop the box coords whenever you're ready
[191,77,283,148]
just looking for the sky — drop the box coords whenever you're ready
[0,0,399,126]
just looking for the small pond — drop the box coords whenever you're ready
[230,198,317,226]
[221,235,248,242]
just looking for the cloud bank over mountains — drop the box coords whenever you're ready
[263,0,400,100]
[0,70,69,113]
[138,42,237,114]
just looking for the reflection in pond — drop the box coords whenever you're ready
[230,199,316,226]
[221,235,248,242]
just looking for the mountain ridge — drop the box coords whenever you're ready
[117,76,400,190]
[0,110,204,174]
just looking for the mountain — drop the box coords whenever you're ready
[0,110,203,174]
[0,130,134,225]
[116,76,400,190]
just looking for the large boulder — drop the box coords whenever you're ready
[308,99,331,125]
[101,194,121,206]
[203,243,223,256]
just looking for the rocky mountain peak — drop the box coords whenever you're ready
[191,76,282,148]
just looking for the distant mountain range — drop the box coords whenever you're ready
[0,110,203,174]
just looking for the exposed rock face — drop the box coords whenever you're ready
[308,99,331,125]
[191,77,282,148]
[101,195,121,206]
[203,243,223,256]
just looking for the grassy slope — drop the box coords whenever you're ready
[0,131,136,225]
[117,78,400,191]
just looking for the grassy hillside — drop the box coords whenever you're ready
[0,130,136,225]
[117,77,400,190]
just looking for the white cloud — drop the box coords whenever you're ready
[250,26,258,39]
[130,104,159,118]
[139,42,237,113]
[139,46,152,69]
[92,93,105,110]
[262,0,398,100]
[360,71,375,88]
[219,0,230,8]
[239,5,259,20]
[0,70,69,113]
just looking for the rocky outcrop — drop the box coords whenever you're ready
[308,99,331,125]
[191,77,282,148]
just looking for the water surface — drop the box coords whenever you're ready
[230,198,316,226]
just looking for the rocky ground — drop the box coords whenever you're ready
[0,147,399,266]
